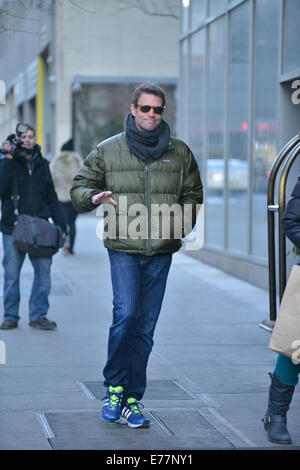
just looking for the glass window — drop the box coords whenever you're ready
[179,39,190,142]
[190,30,205,169]
[191,0,207,28]
[283,0,300,74]
[227,1,250,254]
[206,18,226,248]
[181,0,190,33]
[252,0,279,259]
[208,0,227,17]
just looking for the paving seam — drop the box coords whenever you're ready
[36,412,55,439]
[36,412,55,450]
[77,382,97,400]
[147,411,174,436]
[197,407,257,448]
[149,350,259,448]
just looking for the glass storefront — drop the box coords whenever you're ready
[252,0,280,258]
[206,18,226,248]
[190,29,205,168]
[208,0,227,16]
[283,0,300,74]
[227,2,250,254]
[191,0,206,27]
[179,0,300,275]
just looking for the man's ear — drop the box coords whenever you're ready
[130,104,136,117]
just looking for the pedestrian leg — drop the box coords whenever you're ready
[28,255,52,322]
[103,251,142,391]
[2,234,25,323]
[125,253,172,401]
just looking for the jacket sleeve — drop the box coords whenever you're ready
[282,177,300,250]
[70,147,106,213]
[178,143,203,236]
[0,158,14,197]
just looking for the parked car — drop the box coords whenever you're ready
[207,158,248,191]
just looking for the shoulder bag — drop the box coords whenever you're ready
[269,264,300,363]
[11,168,63,258]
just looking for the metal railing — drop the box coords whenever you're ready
[260,133,300,331]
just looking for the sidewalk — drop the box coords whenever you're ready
[0,214,300,450]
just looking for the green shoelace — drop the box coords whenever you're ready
[108,385,123,409]
[127,398,142,414]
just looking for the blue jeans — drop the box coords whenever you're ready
[103,250,172,401]
[2,234,52,323]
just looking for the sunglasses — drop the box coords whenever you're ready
[135,104,166,115]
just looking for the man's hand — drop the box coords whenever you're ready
[92,191,117,206]
[2,141,13,159]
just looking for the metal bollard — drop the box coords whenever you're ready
[260,133,300,331]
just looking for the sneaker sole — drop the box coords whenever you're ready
[127,421,150,428]
[101,413,123,423]
[118,418,150,428]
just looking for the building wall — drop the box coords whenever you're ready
[54,0,180,155]
[0,0,180,156]
[0,2,42,87]
[72,81,177,159]
[0,0,53,147]
[0,0,53,139]
[179,0,300,290]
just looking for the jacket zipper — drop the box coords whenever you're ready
[28,167,33,207]
[145,162,151,255]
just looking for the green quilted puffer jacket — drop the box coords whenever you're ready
[70,132,203,255]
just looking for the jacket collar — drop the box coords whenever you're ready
[24,145,43,174]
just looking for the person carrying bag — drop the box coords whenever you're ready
[0,125,66,330]
[12,171,64,258]
[263,176,300,445]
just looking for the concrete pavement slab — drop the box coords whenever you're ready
[0,214,300,450]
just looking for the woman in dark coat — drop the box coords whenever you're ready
[263,177,300,444]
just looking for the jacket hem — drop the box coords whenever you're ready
[0,224,13,235]
[104,241,181,256]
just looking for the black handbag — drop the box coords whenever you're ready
[11,169,63,258]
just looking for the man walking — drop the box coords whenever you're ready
[0,125,66,330]
[71,83,203,428]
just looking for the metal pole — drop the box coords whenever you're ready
[278,141,300,301]
[260,134,300,331]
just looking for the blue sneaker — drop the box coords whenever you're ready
[101,385,124,422]
[120,398,150,428]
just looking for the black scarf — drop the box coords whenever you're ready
[125,113,170,162]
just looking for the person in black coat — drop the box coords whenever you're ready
[263,176,300,445]
[0,126,66,330]
[282,178,300,249]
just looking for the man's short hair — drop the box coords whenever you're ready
[26,125,36,136]
[18,124,36,137]
[131,82,166,108]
